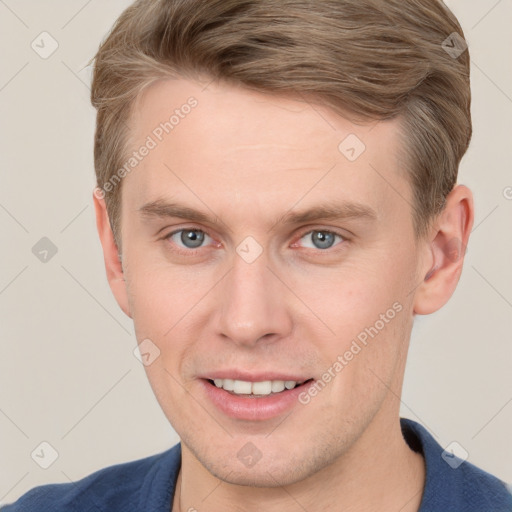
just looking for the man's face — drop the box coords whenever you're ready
[118,78,425,486]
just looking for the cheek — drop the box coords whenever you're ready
[308,306,411,431]
[125,261,218,392]
[294,263,404,335]
[294,260,412,386]
[125,258,204,335]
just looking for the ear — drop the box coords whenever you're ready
[413,184,474,315]
[93,188,132,318]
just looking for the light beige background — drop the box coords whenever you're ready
[0,0,511,505]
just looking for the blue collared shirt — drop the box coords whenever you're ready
[2,419,511,511]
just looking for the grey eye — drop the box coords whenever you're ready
[300,230,342,250]
[181,230,205,248]
[169,229,209,249]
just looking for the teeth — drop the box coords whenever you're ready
[222,378,235,391]
[271,380,285,393]
[212,378,303,396]
[233,380,252,394]
[252,381,272,395]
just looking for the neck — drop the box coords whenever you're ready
[172,415,425,512]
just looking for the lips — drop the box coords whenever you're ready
[209,378,309,396]
[199,377,315,421]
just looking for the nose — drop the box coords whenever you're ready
[215,248,293,347]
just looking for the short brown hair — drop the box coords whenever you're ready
[91,0,471,250]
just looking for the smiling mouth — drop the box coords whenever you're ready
[206,378,314,397]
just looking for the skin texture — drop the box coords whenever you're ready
[94,77,474,512]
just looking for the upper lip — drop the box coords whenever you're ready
[200,370,312,382]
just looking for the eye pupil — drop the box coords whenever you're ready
[312,231,335,249]
[181,230,205,248]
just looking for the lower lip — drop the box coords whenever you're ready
[200,379,313,421]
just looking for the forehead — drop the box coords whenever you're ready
[124,77,410,229]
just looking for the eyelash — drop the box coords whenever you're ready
[162,227,347,256]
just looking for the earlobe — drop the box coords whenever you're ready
[413,185,474,315]
[93,188,132,318]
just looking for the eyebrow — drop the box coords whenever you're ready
[138,199,377,232]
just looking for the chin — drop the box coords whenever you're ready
[193,439,337,488]
[207,461,312,488]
